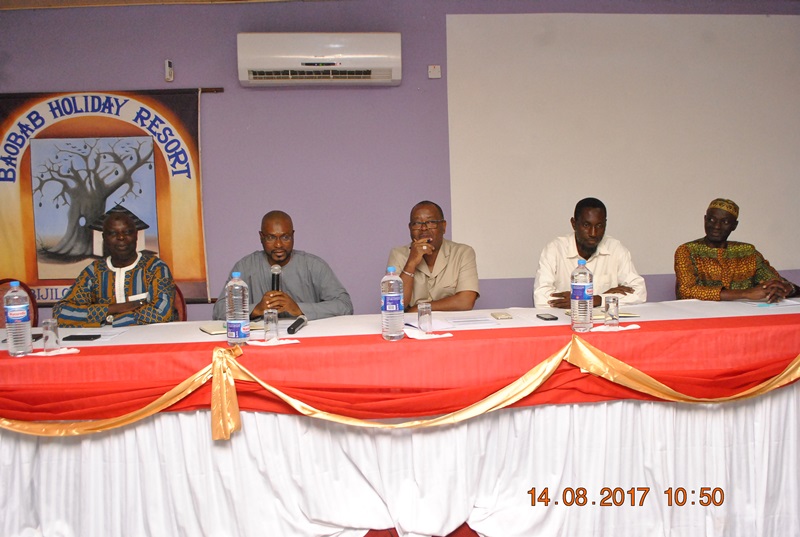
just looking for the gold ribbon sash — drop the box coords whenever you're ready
[2,338,799,439]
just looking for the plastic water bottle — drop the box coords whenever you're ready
[570,259,593,333]
[4,281,33,357]
[225,272,250,346]
[381,266,404,341]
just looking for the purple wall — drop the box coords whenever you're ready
[2,1,798,319]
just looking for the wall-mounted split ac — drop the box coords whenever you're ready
[237,32,402,87]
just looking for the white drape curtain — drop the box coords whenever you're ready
[2,383,798,537]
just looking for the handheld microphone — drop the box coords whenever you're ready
[271,264,282,292]
[287,315,308,335]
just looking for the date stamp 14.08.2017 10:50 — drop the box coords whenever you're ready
[528,486,725,508]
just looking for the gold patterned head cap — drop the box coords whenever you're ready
[707,198,739,219]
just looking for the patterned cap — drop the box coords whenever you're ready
[707,198,739,219]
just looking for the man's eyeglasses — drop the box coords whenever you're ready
[261,233,293,243]
[409,220,445,230]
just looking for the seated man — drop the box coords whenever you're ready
[675,198,798,302]
[53,211,177,327]
[534,197,646,308]
[387,200,479,312]
[213,210,353,320]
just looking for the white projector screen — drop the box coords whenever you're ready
[447,14,800,279]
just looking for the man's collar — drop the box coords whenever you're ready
[107,252,141,270]
[568,234,608,261]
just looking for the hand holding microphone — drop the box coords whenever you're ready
[262,288,303,318]
[261,263,303,317]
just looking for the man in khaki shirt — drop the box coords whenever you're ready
[387,200,479,312]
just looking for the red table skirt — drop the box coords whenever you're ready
[2,314,799,421]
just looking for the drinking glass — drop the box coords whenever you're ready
[42,319,61,353]
[604,297,620,328]
[417,301,433,333]
[264,309,279,342]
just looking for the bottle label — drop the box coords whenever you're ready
[227,320,250,340]
[570,283,593,301]
[4,304,30,324]
[381,293,403,312]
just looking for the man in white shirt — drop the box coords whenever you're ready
[534,197,646,309]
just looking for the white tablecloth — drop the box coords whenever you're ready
[6,299,799,349]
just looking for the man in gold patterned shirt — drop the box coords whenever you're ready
[674,198,797,302]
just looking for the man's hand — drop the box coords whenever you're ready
[547,291,571,309]
[406,238,435,270]
[725,281,790,303]
[759,279,792,303]
[255,291,303,317]
[107,298,146,315]
[603,285,634,296]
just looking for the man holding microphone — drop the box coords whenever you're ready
[213,210,353,321]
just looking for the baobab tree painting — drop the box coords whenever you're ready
[31,136,158,278]
[2,90,209,303]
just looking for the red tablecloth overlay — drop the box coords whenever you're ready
[2,314,799,422]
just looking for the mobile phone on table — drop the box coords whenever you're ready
[62,334,101,341]
[491,312,512,320]
[536,313,558,321]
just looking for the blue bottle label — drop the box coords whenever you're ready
[570,283,593,301]
[227,320,250,339]
[382,293,403,312]
[4,304,30,324]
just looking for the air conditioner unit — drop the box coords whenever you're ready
[237,32,402,87]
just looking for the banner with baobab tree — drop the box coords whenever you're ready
[0,89,210,305]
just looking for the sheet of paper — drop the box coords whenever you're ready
[403,313,454,331]
[742,298,800,308]
[443,316,499,328]
[96,328,129,342]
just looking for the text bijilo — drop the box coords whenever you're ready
[0,92,195,182]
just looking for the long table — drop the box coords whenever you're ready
[2,300,799,536]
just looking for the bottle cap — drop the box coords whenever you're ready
[231,272,241,278]
[578,259,586,266]
[10,281,20,287]
[387,266,396,273]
